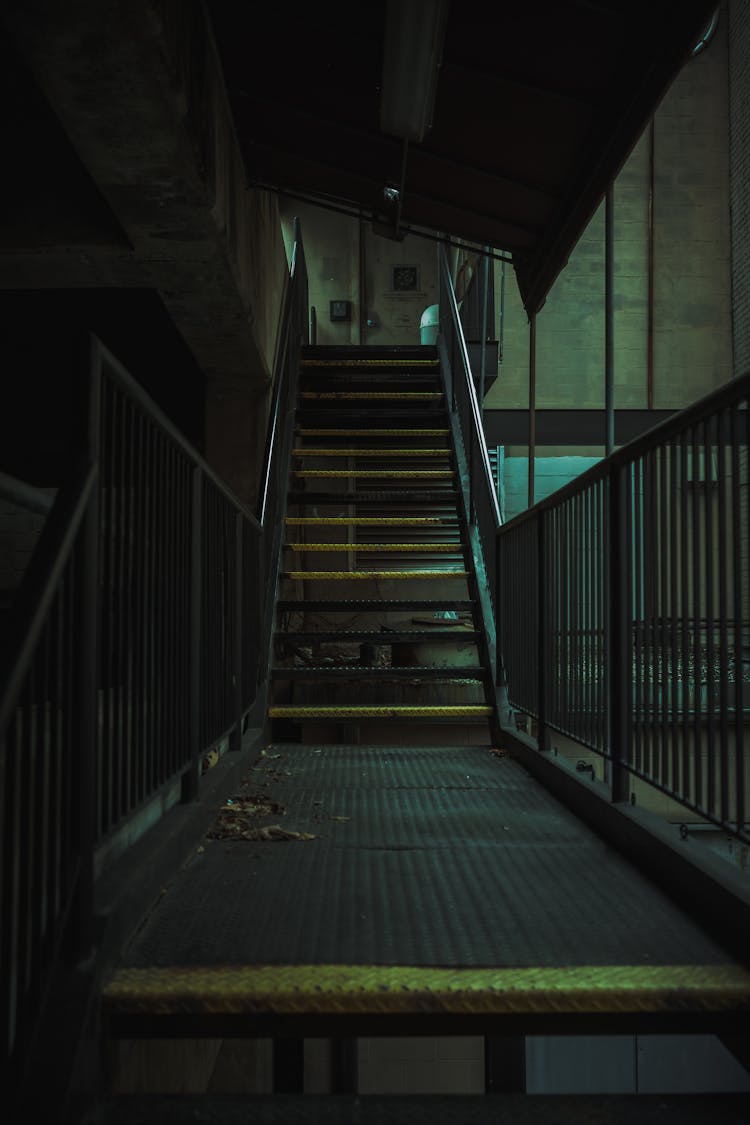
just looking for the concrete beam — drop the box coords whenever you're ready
[1,0,288,390]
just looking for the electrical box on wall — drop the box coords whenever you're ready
[329,300,351,322]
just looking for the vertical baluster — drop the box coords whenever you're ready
[705,416,716,818]
[680,430,691,812]
[692,423,704,813]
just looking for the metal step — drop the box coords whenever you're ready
[285,517,458,527]
[296,410,448,424]
[271,665,486,680]
[286,491,460,505]
[276,599,475,612]
[268,704,493,719]
[291,448,451,458]
[283,542,461,553]
[295,428,450,437]
[275,629,480,643]
[281,570,469,581]
[300,391,443,402]
[292,470,455,480]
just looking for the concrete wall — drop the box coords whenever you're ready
[489,12,732,415]
[729,0,750,374]
[280,200,439,347]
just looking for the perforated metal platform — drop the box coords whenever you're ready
[105,746,750,1035]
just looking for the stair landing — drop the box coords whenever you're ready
[103,743,750,1038]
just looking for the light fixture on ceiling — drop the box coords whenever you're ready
[379,0,449,143]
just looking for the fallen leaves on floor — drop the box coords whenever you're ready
[206,792,318,842]
[217,823,318,842]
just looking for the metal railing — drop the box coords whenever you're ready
[0,220,308,1098]
[438,244,502,631]
[497,373,750,843]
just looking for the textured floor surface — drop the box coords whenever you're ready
[88,1093,750,1125]
[119,744,735,970]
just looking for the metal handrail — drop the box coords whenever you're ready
[438,244,502,528]
[501,368,750,532]
[0,459,95,731]
[0,470,54,515]
[497,365,750,843]
[98,342,261,530]
[258,216,306,528]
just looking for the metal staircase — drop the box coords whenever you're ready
[268,344,497,741]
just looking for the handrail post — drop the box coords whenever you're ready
[69,337,101,963]
[231,509,243,752]
[537,510,549,751]
[609,463,630,801]
[183,466,202,801]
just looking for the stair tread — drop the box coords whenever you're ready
[276,630,479,642]
[286,491,460,505]
[269,704,493,716]
[284,542,461,552]
[276,599,475,611]
[281,570,469,580]
[285,517,457,525]
[271,665,486,678]
[292,443,449,452]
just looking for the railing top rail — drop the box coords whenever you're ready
[95,338,261,531]
[257,217,305,528]
[0,470,54,515]
[439,243,502,528]
[0,459,95,732]
[499,368,750,534]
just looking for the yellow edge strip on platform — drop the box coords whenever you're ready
[104,964,750,1017]
[286,517,448,526]
[300,392,442,400]
[293,449,449,457]
[301,359,439,367]
[282,570,468,580]
[293,470,454,478]
[285,543,459,552]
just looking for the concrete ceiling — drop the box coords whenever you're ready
[208,0,719,316]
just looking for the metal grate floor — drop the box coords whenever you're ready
[118,746,736,972]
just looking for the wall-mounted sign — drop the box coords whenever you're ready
[330,300,352,322]
[392,265,419,292]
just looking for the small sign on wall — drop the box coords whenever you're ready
[329,300,352,322]
[392,265,419,292]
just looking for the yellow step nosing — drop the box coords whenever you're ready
[103,963,750,1017]
[285,543,460,553]
[282,570,468,580]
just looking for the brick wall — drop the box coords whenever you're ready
[730,0,750,375]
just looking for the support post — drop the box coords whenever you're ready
[605,183,615,457]
[537,510,549,751]
[231,510,243,752]
[183,466,202,801]
[69,336,101,963]
[609,464,630,802]
[528,314,536,508]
